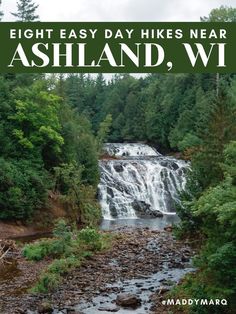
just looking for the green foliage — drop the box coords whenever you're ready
[23,220,73,261]
[0,158,49,219]
[33,256,81,293]
[54,162,82,212]
[78,185,102,226]
[0,72,101,220]
[97,114,112,151]
[58,100,99,186]
[53,163,101,224]
[9,81,64,165]
[76,134,99,186]
[78,227,103,251]
[52,218,72,241]
[11,0,39,22]
[170,273,232,314]
[32,272,61,293]
[175,140,236,313]
[222,141,236,184]
[178,133,202,152]
[23,220,109,292]
[201,5,236,22]
[23,239,54,261]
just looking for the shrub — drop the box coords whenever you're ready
[32,272,61,293]
[23,220,74,261]
[53,219,72,242]
[23,239,53,261]
[78,227,103,251]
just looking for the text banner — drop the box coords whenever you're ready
[0,22,235,73]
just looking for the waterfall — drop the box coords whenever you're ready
[103,143,160,157]
[98,143,189,220]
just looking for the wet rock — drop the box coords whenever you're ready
[132,200,164,219]
[181,255,190,262]
[98,304,120,312]
[109,203,118,218]
[113,164,124,173]
[107,187,114,198]
[132,200,151,215]
[152,211,164,218]
[172,162,179,170]
[116,293,141,308]
[164,225,173,232]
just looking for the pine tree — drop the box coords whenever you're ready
[0,0,3,21]
[201,5,236,22]
[11,0,39,22]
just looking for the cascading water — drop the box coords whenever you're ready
[98,143,189,220]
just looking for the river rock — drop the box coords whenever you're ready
[38,301,53,313]
[116,293,141,308]
[164,225,173,232]
[98,304,120,312]
[181,255,190,262]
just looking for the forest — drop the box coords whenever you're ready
[0,1,235,314]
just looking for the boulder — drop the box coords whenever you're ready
[132,200,163,218]
[152,211,164,218]
[114,164,124,173]
[131,200,151,218]
[116,293,141,308]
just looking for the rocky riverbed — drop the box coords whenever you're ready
[0,227,195,314]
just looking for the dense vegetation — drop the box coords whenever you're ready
[0,1,235,312]
[0,71,115,222]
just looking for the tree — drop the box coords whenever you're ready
[97,114,112,151]
[201,6,236,98]
[0,0,3,21]
[76,134,99,186]
[8,80,64,168]
[187,141,236,312]
[201,5,236,22]
[11,0,39,22]
[92,74,107,131]
[0,158,50,220]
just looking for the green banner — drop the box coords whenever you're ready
[0,22,234,73]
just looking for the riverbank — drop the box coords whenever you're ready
[0,221,52,240]
[0,193,72,240]
[0,227,195,314]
